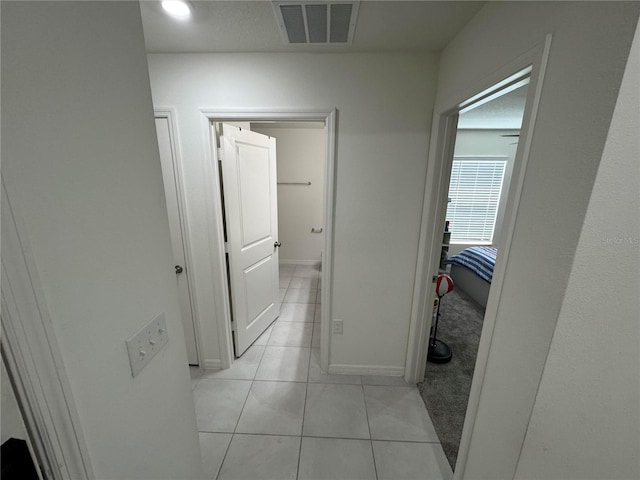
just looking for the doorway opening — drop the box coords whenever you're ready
[251,121,325,355]
[214,120,326,359]
[201,110,335,373]
[419,77,530,469]
[404,36,552,478]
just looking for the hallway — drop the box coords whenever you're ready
[189,264,452,479]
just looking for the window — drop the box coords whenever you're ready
[446,158,507,244]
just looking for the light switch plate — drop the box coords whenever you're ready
[332,319,343,334]
[126,312,169,377]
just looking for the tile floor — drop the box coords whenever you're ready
[190,263,452,480]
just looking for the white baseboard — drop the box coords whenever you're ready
[202,359,223,370]
[328,364,405,376]
[280,259,321,266]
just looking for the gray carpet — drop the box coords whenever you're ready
[417,287,485,470]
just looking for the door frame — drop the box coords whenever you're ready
[404,35,552,477]
[154,109,203,366]
[1,177,94,480]
[199,109,336,372]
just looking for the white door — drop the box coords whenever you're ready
[155,116,199,365]
[219,124,281,356]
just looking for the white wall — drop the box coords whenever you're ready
[252,124,325,264]
[1,3,203,478]
[431,2,640,478]
[147,53,438,371]
[515,22,640,480]
[448,129,520,255]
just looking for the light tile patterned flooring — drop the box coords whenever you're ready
[190,263,452,480]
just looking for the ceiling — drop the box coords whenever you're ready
[458,84,529,130]
[140,1,485,53]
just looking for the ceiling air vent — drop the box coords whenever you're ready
[273,1,360,45]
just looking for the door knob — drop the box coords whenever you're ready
[175,265,184,274]
[274,241,282,248]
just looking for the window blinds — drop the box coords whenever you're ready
[446,159,507,244]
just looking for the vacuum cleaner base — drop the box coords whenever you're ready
[427,339,452,364]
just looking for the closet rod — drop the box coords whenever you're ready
[277,181,312,186]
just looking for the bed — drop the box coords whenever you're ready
[445,246,497,308]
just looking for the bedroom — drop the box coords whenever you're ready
[421,80,528,467]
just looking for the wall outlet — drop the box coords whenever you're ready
[332,319,343,334]
[126,313,169,377]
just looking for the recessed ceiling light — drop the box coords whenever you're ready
[162,0,191,20]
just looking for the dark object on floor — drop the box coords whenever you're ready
[418,288,485,469]
[427,337,452,363]
[1,438,40,480]
[428,274,454,364]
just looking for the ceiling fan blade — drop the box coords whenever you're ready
[500,134,520,137]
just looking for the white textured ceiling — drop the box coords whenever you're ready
[140,1,485,53]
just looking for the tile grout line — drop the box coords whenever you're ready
[214,341,264,479]
[295,336,313,480]
[213,434,232,480]
[213,324,275,479]
[198,429,444,444]
[198,431,441,445]
[361,383,379,480]
[231,378,253,435]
